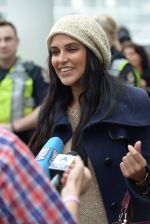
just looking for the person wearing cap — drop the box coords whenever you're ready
[30,15,150,223]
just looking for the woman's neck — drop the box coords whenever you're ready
[70,86,82,109]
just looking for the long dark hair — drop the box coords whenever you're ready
[30,48,123,161]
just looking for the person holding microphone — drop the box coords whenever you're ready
[0,128,91,224]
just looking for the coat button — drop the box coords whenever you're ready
[104,157,113,166]
[110,202,118,210]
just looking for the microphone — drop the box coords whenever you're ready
[36,137,64,178]
[49,151,78,190]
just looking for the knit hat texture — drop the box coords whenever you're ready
[47,15,111,69]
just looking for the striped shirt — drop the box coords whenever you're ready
[0,128,76,224]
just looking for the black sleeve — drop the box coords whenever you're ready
[30,65,49,106]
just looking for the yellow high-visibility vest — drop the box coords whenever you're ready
[109,59,141,87]
[0,59,35,123]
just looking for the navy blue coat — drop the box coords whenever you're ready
[53,85,150,223]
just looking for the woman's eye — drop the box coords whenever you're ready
[51,50,59,56]
[69,48,78,52]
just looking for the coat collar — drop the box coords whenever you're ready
[55,86,150,132]
[85,86,150,129]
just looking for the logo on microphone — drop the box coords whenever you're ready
[49,154,75,171]
[36,147,50,160]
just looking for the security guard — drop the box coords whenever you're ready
[109,55,141,87]
[0,20,49,143]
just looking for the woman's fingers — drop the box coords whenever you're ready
[120,142,147,182]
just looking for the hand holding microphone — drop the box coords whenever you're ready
[37,142,91,220]
[35,136,91,196]
[49,151,91,196]
[49,151,78,191]
[36,135,91,201]
[49,152,91,220]
[61,156,91,197]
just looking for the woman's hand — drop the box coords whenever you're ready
[120,141,147,182]
[60,156,91,220]
[61,156,91,198]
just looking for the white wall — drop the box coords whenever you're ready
[7,0,54,67]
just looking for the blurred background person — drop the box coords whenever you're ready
[0,20,49,144]
[94,14,141,87]
[122,43,150,95]
[0,128,91,223]
[118,25,132,50]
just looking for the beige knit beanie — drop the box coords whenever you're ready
[47,15,111,69]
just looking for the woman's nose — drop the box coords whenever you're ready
[58,52,68,63]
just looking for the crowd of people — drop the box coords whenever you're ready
[0,12,150,224]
